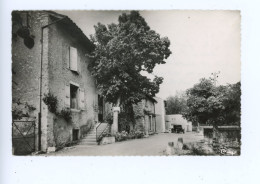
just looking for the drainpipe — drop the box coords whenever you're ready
[38,16,67,151]
[154,102,156,132]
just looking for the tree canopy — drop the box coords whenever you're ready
[183,76,241,127]
[165,92,187,115]
[88,11,172,106]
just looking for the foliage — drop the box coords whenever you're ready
[183,75,241,128]
[104,113,113,125]
[43,92,74,122]
[222,82,241,126]
[12,98,36,120]
[88,11,172,106]
[134,130,145,139]
[60,108,72,122]
[165,92,187,114]
[115,131,128,141]
[118,105,135,132]
[114,130,145,142]
[43,92,58,114]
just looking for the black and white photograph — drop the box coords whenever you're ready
[11,10,241,156]
[2,1,260,184]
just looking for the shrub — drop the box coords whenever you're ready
[104,113,113,125]
[60,108,72,122]
[43,92,58,113]
[134,130,145,139]
[115,131,128,142]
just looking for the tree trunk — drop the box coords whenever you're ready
[111,96,121,135]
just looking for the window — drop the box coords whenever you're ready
[70,84,79,109]
[69,46,79,72]
[65,82,85,110]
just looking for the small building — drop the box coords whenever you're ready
[12,11,98,154]
[133,96,157,136]
[165,114,192,132]
[154,97,166,133]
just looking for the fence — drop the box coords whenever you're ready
[12,120,36,155]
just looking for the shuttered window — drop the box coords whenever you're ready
[65,83,85,110]
[69,46,78,72]
[79,88,85,110]
[65,84,70,107]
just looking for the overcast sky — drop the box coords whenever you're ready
[57,10,241,99]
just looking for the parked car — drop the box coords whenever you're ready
[171,125,185,134]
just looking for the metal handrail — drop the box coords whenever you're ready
[96,123,110,142]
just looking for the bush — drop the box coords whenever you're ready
[43,92,58,113]
[104,113,113,125]
[115,131,128,142]
[60,108,72,122]
[134,130,145,139]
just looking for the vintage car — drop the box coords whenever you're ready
[171,125,185,134]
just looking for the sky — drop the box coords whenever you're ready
[57,10,241,99]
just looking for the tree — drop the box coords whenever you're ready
[222,82,241,126]
[88,11,172,107]
[165,92,187,114]
[183,75,241,138]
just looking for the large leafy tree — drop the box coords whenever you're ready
[165,92,187,115]
[183,76,241,132]
[88,11,172,106]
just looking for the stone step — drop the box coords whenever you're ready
[80,140,97,144]
[82,138,96,141]
[79,142,97,145]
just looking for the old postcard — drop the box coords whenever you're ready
[12,10,241,156]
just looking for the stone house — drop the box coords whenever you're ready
[133,96,157,136]
[12,11,98,153]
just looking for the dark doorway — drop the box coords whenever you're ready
[72,129,79,141]
[98,95,104,122]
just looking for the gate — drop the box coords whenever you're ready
[12,120,36,155]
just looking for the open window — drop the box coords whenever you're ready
[65,82,85,110]
[70,84,79,109]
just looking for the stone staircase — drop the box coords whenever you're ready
[79,123,109,146]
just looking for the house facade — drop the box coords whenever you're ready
[154,97,166,133]
[12,11,98,153]
[133,96,157,136]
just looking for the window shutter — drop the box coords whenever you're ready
[66,45,70,69]
[79,88,85,110]
[65,84,70,107]
[69,46,78,72]
[77,55,81,74]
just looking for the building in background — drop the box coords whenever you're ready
[133,96,157,136]
[154,97,166,133]
[165,114,192,132]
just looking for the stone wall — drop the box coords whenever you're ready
[132,99,156,135]
[12,11,98,152]
[12,11,50,151]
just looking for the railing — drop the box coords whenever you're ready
[96,123,110,142]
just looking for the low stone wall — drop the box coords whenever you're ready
[100,137,115,145]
